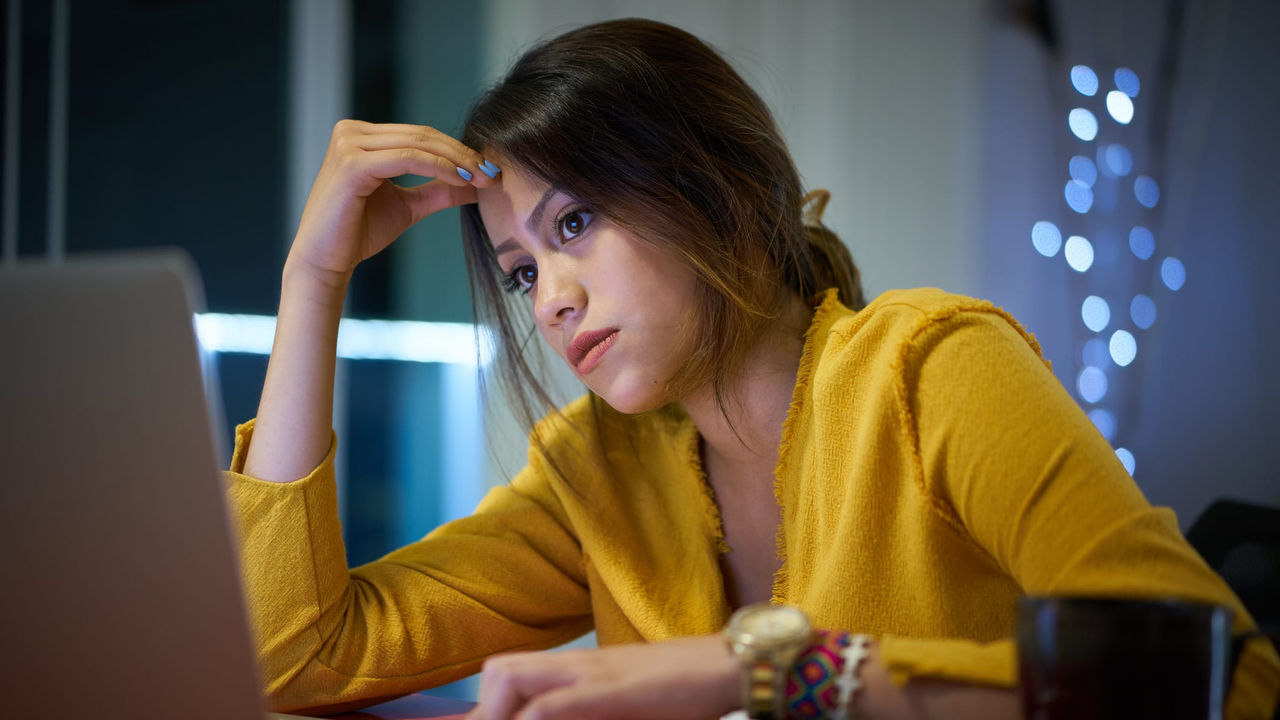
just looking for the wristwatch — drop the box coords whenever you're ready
[724,603,814,720]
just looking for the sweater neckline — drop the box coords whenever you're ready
[684,289,846,607]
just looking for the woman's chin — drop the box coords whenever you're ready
[590,381,669,416]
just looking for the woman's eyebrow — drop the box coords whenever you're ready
[493,187,560,258]
[493,237,522,258]
[524,186,558,233]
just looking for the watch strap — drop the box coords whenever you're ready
[744,656,785,719]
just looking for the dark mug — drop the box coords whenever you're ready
[1018,596,1234,720]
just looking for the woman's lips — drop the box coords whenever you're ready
[568,328,620,374]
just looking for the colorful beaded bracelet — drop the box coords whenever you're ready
[783,629,872,720]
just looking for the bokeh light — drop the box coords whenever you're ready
[1161,257,1186,290]
[1106,91,1134,124]
[1032,221,1062,257]
[1109,330,1137,367]
[1064,235,1094,272]
[1134,175,1160,207]
[1071,65,1099,96]
[1045,67,1157,459]
[1081,296,1111,333]
[1088,408,1117,442]
[1128,226,1155,260]
[1069,109,1099,141]
[1069,155,1098,187]
[1114,68,1140,97]
[1078,367,1108,404]
[1115,447,1136,475]
[1098,144,1133,176]
[1130,294,1157,329]
[1083,338,1111,367]
[1065,180,1094,213]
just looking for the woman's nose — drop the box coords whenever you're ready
[532,257,586,326]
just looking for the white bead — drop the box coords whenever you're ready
[833,635,872,720]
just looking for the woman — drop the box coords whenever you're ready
[226,18,1279,720]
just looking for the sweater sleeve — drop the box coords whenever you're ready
[223,420,593,715]
[884,307,1279,719]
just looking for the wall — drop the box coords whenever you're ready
[980,0,1280,525]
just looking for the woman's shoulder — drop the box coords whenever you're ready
[831,286,1010,327]
[810,286,1049,379]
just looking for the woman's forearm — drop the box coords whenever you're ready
[462,633,1023,720]
[241,259,350,483]
[856,642,1022,720]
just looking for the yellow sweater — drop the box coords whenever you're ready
[224,288,1279,717]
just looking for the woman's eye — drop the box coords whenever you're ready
[503,264,538,294]
[557,210,593,241]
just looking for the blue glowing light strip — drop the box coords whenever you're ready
[194,313,487,366]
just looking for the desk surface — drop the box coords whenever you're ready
[270,693,475,720]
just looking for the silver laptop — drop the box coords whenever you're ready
[0,250,278,718]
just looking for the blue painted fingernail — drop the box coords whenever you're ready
[479,159,501,178]
[456,166,473,181]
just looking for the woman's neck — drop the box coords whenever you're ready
[680,295,813,478]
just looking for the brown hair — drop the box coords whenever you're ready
[459,18,864,441]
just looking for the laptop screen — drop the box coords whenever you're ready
[0,250,265,719]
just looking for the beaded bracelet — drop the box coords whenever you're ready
[783,629,850,719]
[782,629,873,720]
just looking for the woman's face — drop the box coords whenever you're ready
[476,162,700,414]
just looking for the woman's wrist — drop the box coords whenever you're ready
[282,254,353,305]
[711,634,747,715]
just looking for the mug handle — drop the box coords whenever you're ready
[1230,631,1261,679]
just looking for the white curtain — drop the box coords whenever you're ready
[479,0,991,298]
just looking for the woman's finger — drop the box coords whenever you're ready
[514,683,619,720]
[353,130,472,157]
[340,119,459,137]
[468,653,579,720]
[326,120,495,187]
[348,147,476,188]
[335,120,496,179]
[399,180,478,222]
[353,133,499,186]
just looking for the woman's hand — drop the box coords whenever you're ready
[242,120,495,484]
[464,635,741,720]
[288,119,498,289]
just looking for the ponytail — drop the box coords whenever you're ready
[800,189,866,310]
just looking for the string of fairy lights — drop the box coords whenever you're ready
[1030,64,1186,478]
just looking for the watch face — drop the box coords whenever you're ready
[737,605,810,645]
